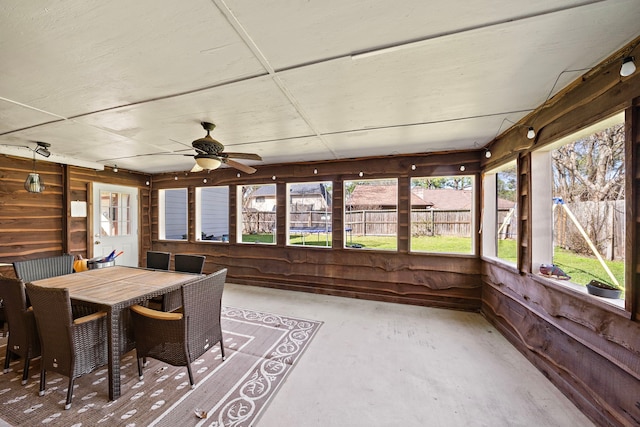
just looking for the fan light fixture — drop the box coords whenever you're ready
[620,56,636,77]
[194,155,222,170]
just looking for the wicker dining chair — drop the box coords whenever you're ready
[159,254,207,312]
[146,251,171,270]
[25,282,108,410]
[13,254,75,283]
[0,276,41,385]
[130,268,227,387]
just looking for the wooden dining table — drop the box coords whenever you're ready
[32,265,201,400]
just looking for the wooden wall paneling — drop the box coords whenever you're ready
[229,185,237,244]
[517,153,531,274]
[629,103,640,317]
[332,181,344,249]
[62,165,70,254]
[482,264,640,427]
[0,155,64,261]
[276,182,286,246]
[481,39,640,427]
[397,176,409,254]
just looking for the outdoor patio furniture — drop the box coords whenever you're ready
[174,254,206,274]
[13,254,75,283]
[0,276,41,385]
[130,268,227,387]
[25,282,108,410]
[161,254,207,312]
[146,251,171,270]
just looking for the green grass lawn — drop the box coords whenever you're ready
[244,233,625,291]
[494,239,624,290]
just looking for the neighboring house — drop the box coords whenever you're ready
[246,183,331,212]
[289,183,331,212]
[245,184,277,212]
[347,185,515,210]
[347,185,430,210]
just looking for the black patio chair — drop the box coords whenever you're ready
[146,251,171,270]
[160,254,207,312]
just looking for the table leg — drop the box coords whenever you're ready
[107,309,121,400]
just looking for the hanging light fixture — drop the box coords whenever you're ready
[194,155,222,170]
[527,127,536,139]
[24,150,45,193]
[620,56,636,77]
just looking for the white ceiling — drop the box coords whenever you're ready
[1,0,639,173]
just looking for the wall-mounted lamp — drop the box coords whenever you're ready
[484,149,492,159]
[34,142,51,158]
[620,56,636,77]
[236,172,241,178]
[313,168,318,174]
[459,165,466,172]
[272,175,277,180]
[113,164,118,173]
[411,164,416,170]
[527,127,536,139]
[174,175,178,181]
[203,178,207,184]
[145,181,150,186]
[359,171,364,177]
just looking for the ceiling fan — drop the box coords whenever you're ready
[187,122,261,174]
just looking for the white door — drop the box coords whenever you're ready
[92,183,139,267]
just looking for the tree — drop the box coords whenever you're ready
[552,123,624,257]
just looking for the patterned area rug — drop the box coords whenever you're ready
[0,306,322,426]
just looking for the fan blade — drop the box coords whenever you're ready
[225,158,257,174]
[190,163,204,172]
[223,152,262,161]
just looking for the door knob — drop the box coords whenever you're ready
[95,241,101,245]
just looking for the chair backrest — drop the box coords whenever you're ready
[174,254,206,274]
[146,251,171,270]
[0,276,40,357]
[13,254,75,283]
[181,268,227,360]
[24,283,74,374]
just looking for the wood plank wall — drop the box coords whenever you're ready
[151,151,483,311]
[481,38,640,427]
[0,154,151,277]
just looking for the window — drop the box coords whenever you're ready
[482,160,517,265]
[344,178,397,251]
[287,181,332,247]
[531,112,625,303]
[159,188,188,240]
[99,191,132,237]
[410,176,474,254]
[238,184,276,244]
[196,186,229,242]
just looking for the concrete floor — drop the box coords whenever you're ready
[222,283,594,427]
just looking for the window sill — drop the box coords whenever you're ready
[528,273,629,318]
